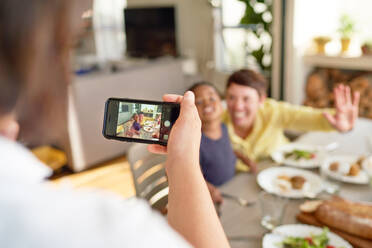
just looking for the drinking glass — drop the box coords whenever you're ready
[319,165,341,194]
[258,191,288,231]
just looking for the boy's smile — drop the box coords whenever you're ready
[193,85,223,123]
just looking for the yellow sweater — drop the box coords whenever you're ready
[222,99,335,171]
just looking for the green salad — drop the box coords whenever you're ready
[279,228,342,248]
[284,150,316,160]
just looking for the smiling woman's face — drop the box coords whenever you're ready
[226,83,263,129]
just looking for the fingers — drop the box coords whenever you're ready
[162,92,197,116]
[323,112,336,127]
[352,91,360,108]
[250,162,258,174]
[340,84,347,105]
[352,91,360,121]
[345,85,351,105]
[147,144,167,154]
[162,94,183,103]
[213,188,224,204]
[333,85,342,109]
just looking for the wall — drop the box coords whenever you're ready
[126,0,215,79]
[118,111,132,125]
[285,0,372,105]
[92,0,248,93]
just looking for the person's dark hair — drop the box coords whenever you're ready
[0,0,76,144]
[188,81,221,98]
[226,69,268,96]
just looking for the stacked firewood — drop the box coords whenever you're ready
[304,68,372,119]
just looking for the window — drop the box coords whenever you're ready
[215,0,273,76]
[93,0,127,62]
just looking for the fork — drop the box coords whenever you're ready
[221,193,256,207]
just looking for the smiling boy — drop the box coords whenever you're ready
[189,82,255,203]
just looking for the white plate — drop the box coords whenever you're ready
[321,155,369,184]
[362,155,372,177]
[257,167,323,199]
[263,224,352,248]
[143,126,154,132]
[271,143,323,169]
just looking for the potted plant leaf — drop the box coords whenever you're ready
[338,14,355,53]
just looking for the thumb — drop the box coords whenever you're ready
[323,112,336,127]
[179,91,197,119]
[182,91,195,108]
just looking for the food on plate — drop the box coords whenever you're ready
[347,163,360,176]
[329,162,339,172]
[143,126,153,132]
[284,150,316,160]
[278,175,291,181]
[314,198,372,240]
[356,156,366,166]
[276,176,292,192]
[290,176,306,190]
[328,161,361,177]
[300,200,324,213]
[276,175,307,191]
[279,227,339,248]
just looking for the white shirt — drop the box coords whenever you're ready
[0,137,190,248]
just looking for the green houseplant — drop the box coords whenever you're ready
[238,0,272,76]
[338,14,355,53]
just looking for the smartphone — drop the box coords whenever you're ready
[103,98,180,145]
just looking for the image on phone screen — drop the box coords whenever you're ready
[103,98,179,145]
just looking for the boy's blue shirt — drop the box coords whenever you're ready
[199,124,236,186]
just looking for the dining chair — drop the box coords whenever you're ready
[128,143,168,212]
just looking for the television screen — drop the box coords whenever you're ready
[124,7,177,58]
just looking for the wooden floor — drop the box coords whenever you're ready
[52,157,135,199]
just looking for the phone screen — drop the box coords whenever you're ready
[103,98,180,145]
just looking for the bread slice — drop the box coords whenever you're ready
[314,198,372,240]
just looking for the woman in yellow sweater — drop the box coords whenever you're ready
[222,69,360,171]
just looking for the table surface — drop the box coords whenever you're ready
[219,161,372,248]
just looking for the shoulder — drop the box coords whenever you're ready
[259,98,298,117]
[0,137,52,182]
[0,184,190,247]
[261,98,281,112]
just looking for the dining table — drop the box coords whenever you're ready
[218,160,372,248]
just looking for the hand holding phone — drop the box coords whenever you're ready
[103,98,180,145]
[148,92,202,157]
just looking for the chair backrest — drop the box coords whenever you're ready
[128,144,168,211]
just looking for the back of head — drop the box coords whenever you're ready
[226,69,268,97]
[0,0,75,144]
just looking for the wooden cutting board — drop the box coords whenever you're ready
[297,212,372,248]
